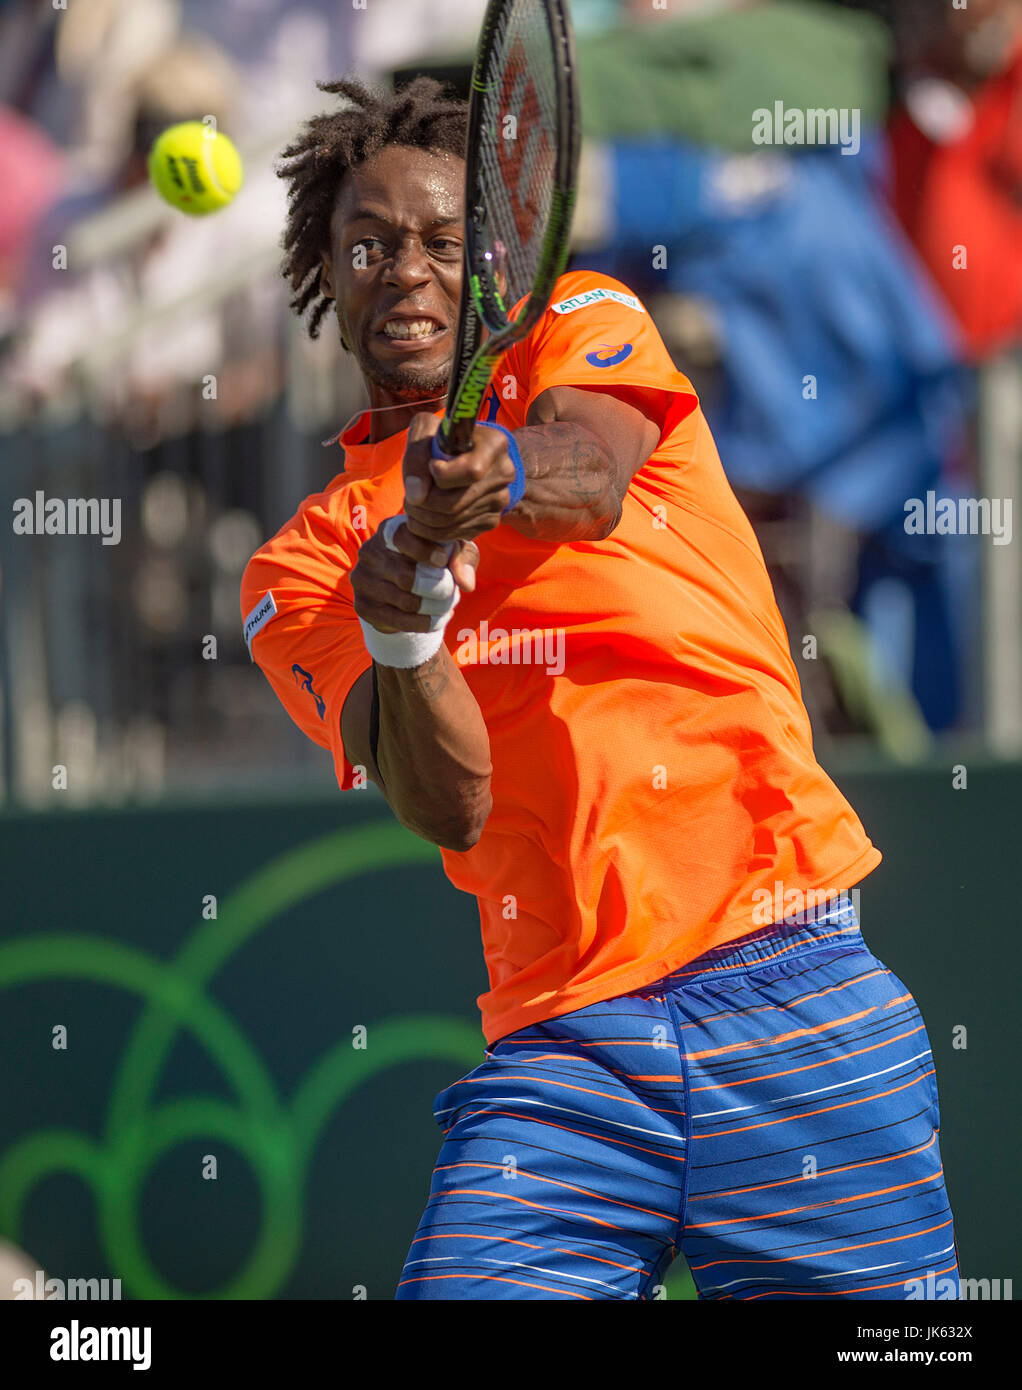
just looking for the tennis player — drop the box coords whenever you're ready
[242,78,959,1300]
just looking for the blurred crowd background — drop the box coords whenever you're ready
[1,0,1020,808]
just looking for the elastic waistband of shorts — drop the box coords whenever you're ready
[645,890,862,988]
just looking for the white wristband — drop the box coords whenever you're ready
[358,515,459,668]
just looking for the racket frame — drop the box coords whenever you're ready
[436,0,581,457]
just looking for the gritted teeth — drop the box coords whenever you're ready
[381,318,442,339]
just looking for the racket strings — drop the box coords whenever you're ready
[476,0,560,312]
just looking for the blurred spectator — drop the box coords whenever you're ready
[0,0,69,138]
[561,2,983,739]
[888,0,1022,359]
[348,0,487,70]
[0,104,64,336]
[179,0,355,141]
[55,0,183,179]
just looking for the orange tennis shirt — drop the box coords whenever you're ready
[241,271,881,1044]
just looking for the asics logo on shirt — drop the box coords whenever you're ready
[585,343,634,367]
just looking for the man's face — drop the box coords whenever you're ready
[323,145,464,404]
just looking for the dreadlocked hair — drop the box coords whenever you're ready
[277,75,468,339]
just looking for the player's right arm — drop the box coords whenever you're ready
[343,522,492,852]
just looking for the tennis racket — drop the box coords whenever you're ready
[433,0,581,460]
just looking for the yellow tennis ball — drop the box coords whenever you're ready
[147,121,243,216]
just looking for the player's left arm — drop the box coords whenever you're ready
[402,382,663,548]
[509,382,663,542]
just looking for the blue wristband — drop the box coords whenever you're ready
[429,421,526,514]
[477,421,526,513]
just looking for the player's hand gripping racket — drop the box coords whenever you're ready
[432,0,581,476]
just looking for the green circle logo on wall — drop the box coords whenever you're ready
[0,822,482,1299]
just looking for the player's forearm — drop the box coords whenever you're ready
[503,422,623,542]
[375,648,493,852]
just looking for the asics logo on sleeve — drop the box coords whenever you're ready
[585,343,634,367]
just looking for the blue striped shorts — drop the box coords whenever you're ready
[395,896,959,1299]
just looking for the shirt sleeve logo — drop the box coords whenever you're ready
[551,287,647,315]
[585,342,634,367]
[291,664,326,721]
[242,591,278,659]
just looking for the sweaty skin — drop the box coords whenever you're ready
[326,144,659,849]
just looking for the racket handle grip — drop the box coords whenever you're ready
[425,436,457,554]
[431,431,456,464]
[434,414,479,457]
